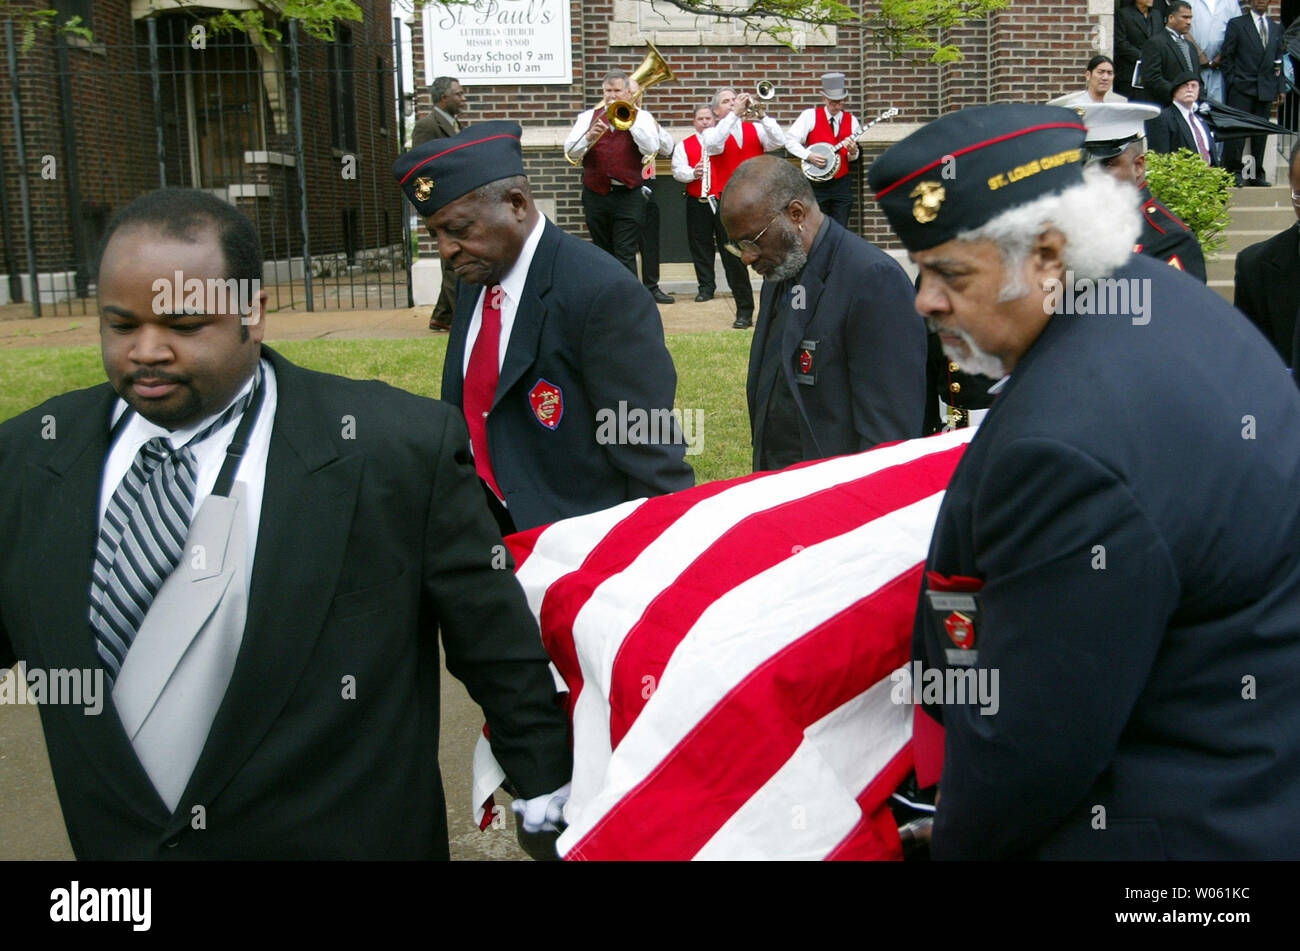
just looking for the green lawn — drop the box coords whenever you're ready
[0,332,753,485]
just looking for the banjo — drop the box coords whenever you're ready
[802,107,899,182]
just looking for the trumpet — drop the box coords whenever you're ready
[740,81,776,120]
[564,42,676,165]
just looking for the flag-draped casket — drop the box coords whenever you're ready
[476,429,974,859]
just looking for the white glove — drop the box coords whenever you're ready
[511,782,571,833]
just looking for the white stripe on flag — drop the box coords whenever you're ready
[563,434,971,828]
[693,670,911,860]
[558,492,945,853]
[515,499,646,619]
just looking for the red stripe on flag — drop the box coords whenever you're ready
[823,743,914,860]
[504,524,548,571]
[607,446,965,746]
[565,569,920,860]
[534,476,759,718]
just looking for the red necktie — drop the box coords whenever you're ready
[1189,113,1210,164]
[464,286,504,500]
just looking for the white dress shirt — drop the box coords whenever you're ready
[1174,100,1213,160]
[783,106,863,160]
[460,212,548,378]
[562,104,660,162]
[700,111,786,153]
[100,358,277,593]
[670,132,724,182]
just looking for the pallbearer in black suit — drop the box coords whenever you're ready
[1082,100,1208,281]
[871,104,1300,859]
[0,189,572,858]
[396,122,695,533]
[720,155,926,471]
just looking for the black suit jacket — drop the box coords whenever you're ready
[1139,29,1203,105]
[745,216,926,469]
[1234,223,1299,364]
[1222,13,1284,101]
[1115,3,1157,95]
[442,218,694,531]
[914,255,1300,858]
[0,348,571,859]
[1144,102,1217,161]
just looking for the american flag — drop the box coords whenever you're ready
[475,428,974,860]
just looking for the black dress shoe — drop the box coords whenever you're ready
[648,287,675,304]
[732,316,753,329]
[694,291,714,302]
[1248,177,1271,187]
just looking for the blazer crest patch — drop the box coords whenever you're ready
[528,379,564,430]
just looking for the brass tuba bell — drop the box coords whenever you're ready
[605,41,676,131]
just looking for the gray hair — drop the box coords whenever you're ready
[602,70,628,86]
[723,154,816,217]
[429,76,458,106]
[959,164,1140,297]
[474,175,530,205]
[712,87,736,111]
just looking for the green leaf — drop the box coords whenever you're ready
[1143,150,1235,256]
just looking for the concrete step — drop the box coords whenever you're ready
[1225,205,1296,230]
[1207,254,1236,284]
[1218,228,1285,254]
[1227,183,1292,207]
[1209,279,1233,303]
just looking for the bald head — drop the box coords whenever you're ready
[723,154,818,219]
[720,155,824,281]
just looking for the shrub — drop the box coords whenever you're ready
[1144,149,1234,256]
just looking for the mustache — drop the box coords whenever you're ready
[126,370,189,385]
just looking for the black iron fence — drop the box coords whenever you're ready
[0,15,413,316]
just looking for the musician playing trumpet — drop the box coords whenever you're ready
[563,70,661,274]
[701,87,786,329]
[784,72,862,227]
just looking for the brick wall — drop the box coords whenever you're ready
[0,0,401,294]
[411,0,1106,253]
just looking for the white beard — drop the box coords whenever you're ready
[928,320,1007,381]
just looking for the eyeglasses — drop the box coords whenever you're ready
[725,213,783,258]
[1291,191,1300,205]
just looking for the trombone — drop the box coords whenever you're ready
[564,42,676,165]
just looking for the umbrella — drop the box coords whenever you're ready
[1194,98,1295,140]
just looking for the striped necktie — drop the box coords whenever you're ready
[89,373,259,682]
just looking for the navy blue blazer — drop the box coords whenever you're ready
[913,254,1300,859]
[745,216,926,469]
[442,217,694,530]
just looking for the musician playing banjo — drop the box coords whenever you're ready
[783,72,862,227]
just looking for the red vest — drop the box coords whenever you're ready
[681,134,707,198]
[808,108,855,180]
[710,122,762,198]
[582,110,643,194]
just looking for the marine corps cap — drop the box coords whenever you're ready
[867,104,1087,251]
[1078,101,1161,160]
[394,120,526,218]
